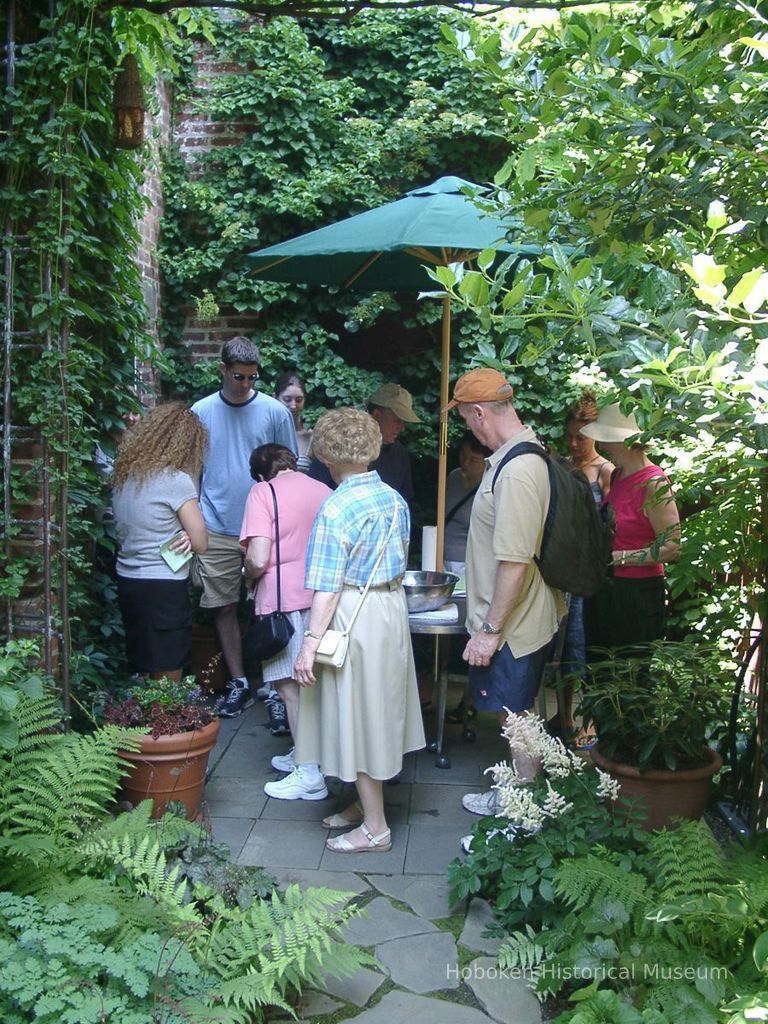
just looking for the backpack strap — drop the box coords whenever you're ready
[491,441,548,493]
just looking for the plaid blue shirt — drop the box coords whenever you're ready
[305,471,410,592]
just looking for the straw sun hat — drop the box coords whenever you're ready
[579,403,641,443]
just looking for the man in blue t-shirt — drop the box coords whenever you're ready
[192,337,297,718]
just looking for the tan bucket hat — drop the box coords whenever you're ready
[579,403,641,442]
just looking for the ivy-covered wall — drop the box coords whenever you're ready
[159,11,591,448]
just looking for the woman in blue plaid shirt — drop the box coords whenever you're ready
[294,408,425,853]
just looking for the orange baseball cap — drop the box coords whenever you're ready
[444,368,514,410]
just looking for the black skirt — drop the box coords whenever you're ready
[117,575,192,673]
[584,574,665,658]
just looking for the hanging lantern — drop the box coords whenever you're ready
[113,53,146,150]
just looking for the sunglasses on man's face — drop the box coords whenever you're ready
[231,372,258,382]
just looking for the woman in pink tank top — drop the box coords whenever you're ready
[580,403,681,653]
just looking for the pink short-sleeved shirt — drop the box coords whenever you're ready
[239,471,332,614]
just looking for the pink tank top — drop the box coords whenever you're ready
[604,464,667,579]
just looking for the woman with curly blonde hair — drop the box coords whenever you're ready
[292,408,425,853]
[113,402,209,681]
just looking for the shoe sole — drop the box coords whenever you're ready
[217,697,254,719]
[269,727,291,736]
[263,786,329,801]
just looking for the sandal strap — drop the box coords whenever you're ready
[361,823,390,847]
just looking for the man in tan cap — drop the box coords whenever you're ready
[309,382,420,506]
[445,368,559,818]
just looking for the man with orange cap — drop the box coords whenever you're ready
[444,368,559,818]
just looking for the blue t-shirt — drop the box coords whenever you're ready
[192,390,297,535]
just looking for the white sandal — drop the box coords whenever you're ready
[325,823,392,853]
[322,800,364,830]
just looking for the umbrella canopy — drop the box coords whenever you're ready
[248,176,540,290]
[248,176,539,568]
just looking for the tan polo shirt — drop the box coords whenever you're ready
[465,425,559,658]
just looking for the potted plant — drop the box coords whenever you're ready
[577,638,728,830]
[104,676,220,821]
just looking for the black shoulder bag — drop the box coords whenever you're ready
[242,482,295,664]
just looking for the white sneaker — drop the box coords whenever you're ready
[270,747,296,772]
[263,766,328,801]
[462,790,501,816]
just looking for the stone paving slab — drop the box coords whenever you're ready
[238,819,325,870]
[459,898,503,955]
[204,776,269,816]
[367,874,458,920]
[410,782,480,827]
[404,822,469,874]
[320,965,387,1007]
[343,895,438,946]
[260,796,340,823]
[318,825,408,873]
[270,867,371,902]
[466,956,541,1024]
[349,989,495,1024]
[375,930,460,993]
[209,816,253,859]
[296,991,344,1018]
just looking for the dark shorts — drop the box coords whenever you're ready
[117,575,192,674]
[468,637,555,713]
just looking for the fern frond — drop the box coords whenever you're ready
[648,821,726,902]
[200,884,370,1012]
[555,856,648,913]
[1,724,143,846]
[498,924,547,976]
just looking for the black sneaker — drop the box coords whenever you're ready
[266,694,290,736]
[215,680,253,719]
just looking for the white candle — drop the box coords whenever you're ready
[421,526,437,572]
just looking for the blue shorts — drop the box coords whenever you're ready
[469,637,555,713]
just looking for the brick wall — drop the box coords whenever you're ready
[172,41,264,364]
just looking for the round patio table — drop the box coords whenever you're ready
[408,596,471,769]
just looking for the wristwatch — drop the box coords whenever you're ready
[480,621,502,635]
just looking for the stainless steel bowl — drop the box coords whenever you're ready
[402,570,460,613]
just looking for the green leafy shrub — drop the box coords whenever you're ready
[499,823,768,1024]
[448,713,647,931]
[578,640,731,772]
[0,680,372,1023]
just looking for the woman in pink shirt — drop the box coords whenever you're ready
[240,444,331,800]
[580,404,681,652]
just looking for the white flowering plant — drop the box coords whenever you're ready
[448,712,647,932]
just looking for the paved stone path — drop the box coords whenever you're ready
[205,695,543,1024]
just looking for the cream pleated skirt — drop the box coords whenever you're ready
[295,586,426,782]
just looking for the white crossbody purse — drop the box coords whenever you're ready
[314,503,399,669]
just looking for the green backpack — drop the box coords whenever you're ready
[491,441,615,597]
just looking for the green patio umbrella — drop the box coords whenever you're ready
[249,176,540,566]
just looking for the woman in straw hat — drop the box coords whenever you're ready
[580,403,680,652]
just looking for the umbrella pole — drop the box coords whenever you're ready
[435,295,450,572]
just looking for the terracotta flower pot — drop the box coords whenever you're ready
[591,744,722,832]
[119,717,220,821]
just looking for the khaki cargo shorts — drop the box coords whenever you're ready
[192,530,244,608]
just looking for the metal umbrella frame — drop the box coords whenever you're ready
[249,176,541,566]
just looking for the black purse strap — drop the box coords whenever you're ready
[445,485,478,524]
[267,481,284,613]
